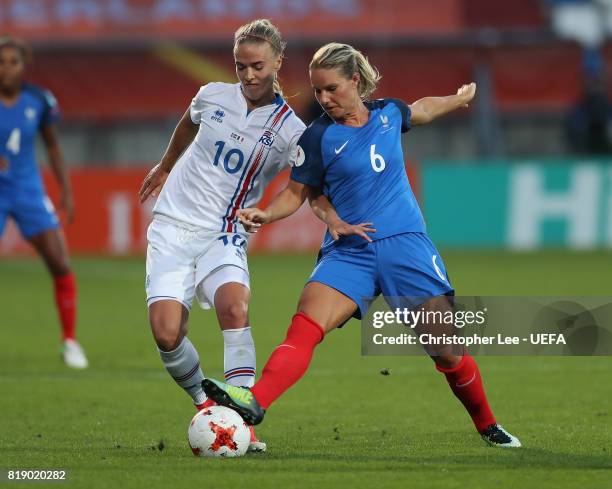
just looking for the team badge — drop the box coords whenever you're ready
[25,107,37,121]
[259,130,275,147]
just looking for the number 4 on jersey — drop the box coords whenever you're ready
[370,144,385,172]
[6,128,21,155]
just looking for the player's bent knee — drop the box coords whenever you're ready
[50,264,71,278]
[433,354,462,370]
[217,301,248,329]
[152,324,185,351]
[37,246,70,277]
[148,302,187,351]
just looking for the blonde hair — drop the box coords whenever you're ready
[310,43,381,99]
[0,35,31,63]
[234,19,287,96]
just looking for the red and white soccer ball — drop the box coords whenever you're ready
[188,405,250,457]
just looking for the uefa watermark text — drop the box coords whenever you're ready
[362,297,612,356]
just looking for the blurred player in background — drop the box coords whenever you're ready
[0,36,88,369]
[139,20,368,453]
[203,43,521,448]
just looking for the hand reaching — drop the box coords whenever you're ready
[238,208,272,233]
[456,82,477,108]
[329,219,376,242]
[139,164,169,203]
[59,188,75,224]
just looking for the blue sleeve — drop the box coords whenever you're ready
[290,121,327,188]
[388,98,411,133]
[39,89,60,129]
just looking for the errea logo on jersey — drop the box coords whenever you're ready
[211,109,225,123]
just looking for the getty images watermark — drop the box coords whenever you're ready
[362,297,612,356]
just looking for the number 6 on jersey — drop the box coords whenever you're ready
[370,144,385,172]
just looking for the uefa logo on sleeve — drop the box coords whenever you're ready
[294,145,306,167]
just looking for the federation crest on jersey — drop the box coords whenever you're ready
[259,130,275,147]
[211,109,226,123]
[25,107,37,121]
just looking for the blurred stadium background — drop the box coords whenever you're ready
[3,0,612,255]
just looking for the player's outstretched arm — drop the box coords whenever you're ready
[41,124,74,223]
[238,179,310,232]
[409,82,476,126]
[139,108,198,202]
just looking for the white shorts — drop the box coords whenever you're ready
[145,216,250,310]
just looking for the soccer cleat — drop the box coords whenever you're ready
[247,426,267,453]
[61,339,89,369]
[201,378,265,425]
[480,424,522,448]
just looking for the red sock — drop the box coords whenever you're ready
[251,312,324,409]
[436,354,496,432]
[54,272,77,341]
[196,398,217,411]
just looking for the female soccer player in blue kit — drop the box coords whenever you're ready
[203,43,521,448]
[0,37,87,368]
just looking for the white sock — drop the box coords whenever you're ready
[223,327,256,387]
[158,337,207,405]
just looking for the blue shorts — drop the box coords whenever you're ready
[309,232,454,320]
[0,189,60,239]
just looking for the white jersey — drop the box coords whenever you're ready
[153,82,306,232]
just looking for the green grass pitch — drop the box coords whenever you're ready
[1,251,611,488]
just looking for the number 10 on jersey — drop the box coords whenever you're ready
[213,141,245,174]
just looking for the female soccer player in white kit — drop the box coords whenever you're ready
[139,19,371,453]
[138,19,306,452]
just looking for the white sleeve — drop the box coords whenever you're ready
[190,85,209,124]
[287,124,306,168]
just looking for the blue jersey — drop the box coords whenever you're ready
[0,83,60,193]
[291,98,425,249]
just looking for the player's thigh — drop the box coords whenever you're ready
[378,234,458,359]
[146,219,198,312]
[301,244,378,332]
[13,192,65,271]
[199,265,251,330]
[194,233,249,312]
[13,192,60,239]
